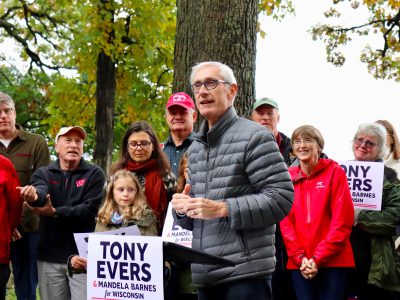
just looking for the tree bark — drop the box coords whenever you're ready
[173,0,258,125]
[93,51,115,175]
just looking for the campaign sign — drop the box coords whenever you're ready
[162,204,192,248]
[87,235,163,300]
[339,160,384,211]
[74,225,141,258]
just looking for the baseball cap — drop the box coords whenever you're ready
[166,92,195,110]
[252,97,279,110]
[55,126,87,143]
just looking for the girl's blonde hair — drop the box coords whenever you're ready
[97,170,151,225]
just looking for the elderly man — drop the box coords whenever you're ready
[251,97,292,166]
[163,92,197,176]
[251,97,295,300]
[171,61,294,300]
[0,91,50,300]
[19,126,105,300]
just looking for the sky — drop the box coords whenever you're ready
[255,1,400,161]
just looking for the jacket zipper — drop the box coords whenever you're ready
[200,146,211,250]
[306,179,311,224]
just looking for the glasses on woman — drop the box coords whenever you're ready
[127,140,152,150]
[293,138,315,146]
[191,79,230,94]
[353,138,376,149]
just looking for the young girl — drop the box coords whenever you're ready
[69,170,157,271]
[95,170,157,235]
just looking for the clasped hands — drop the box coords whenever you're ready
[171,184,228,219]
[300,257,318,280]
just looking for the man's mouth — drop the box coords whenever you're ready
[67,151,79,155]
[199,99,213,105]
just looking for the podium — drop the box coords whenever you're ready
[163,241,235,266]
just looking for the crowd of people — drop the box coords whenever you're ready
[0,60,399,300]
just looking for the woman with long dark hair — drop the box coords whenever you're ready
[112,121,176,234]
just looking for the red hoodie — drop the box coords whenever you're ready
[0,155,22,264]
[280,158,355,269]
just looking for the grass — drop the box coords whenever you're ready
[6,287,40,300]
[6,277,40,300]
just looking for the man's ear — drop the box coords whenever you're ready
[227,83,238,104]
[55,143,60,154]
[192,110,198,123]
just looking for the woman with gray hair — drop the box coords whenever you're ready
[346,122,400,299]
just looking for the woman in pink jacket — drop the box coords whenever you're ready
[280,125,354,300]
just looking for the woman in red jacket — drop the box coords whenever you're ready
[0,155,22,300]
[280,125,354,300]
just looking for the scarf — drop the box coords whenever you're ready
[126,159,167,233]
[111,211,124,225]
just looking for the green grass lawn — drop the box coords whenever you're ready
[5,287,17,300]
[6,287,40,300]
[6,278,40,300]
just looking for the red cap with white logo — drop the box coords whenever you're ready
[166,92,195,110]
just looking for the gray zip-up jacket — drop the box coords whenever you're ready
[176,107,294,288]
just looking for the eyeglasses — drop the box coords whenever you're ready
[0,108,14,115]
[127,141,152,150]
[191,79,230,94]
[293,138,315,146]
[353,138,376,149]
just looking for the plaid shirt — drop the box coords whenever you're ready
[162,132,194,176]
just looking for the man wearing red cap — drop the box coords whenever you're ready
[19,126,105,300]
[163,92,197,175]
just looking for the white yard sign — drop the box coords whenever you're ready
[87,235,163,300]
[162,204,192,248]
[339,161,384,211]
[74,225,141,258]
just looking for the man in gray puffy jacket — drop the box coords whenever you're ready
[171,61,294,300]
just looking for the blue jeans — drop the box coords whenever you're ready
[291,268,347,300]
[198,277,272,300]
[10,231,39,300]
[0,264,10,300]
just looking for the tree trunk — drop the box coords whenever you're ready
[173,0,258,125]
[93,50,115,175]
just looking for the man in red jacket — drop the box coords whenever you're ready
[0,155,23,299]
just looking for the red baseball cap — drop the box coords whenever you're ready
[166,92,195,110]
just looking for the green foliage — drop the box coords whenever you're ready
[0,65,51,136]
[258,0,295,38]
[0,0,176,155]
[259,0,295,21]
[310,0,400,82]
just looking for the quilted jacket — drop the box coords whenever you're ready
[176,107,294,288]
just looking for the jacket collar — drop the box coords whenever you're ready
[48,158,89,172]
[164,131,195,146]
[290,158,333,182]
[195,106,237,146]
